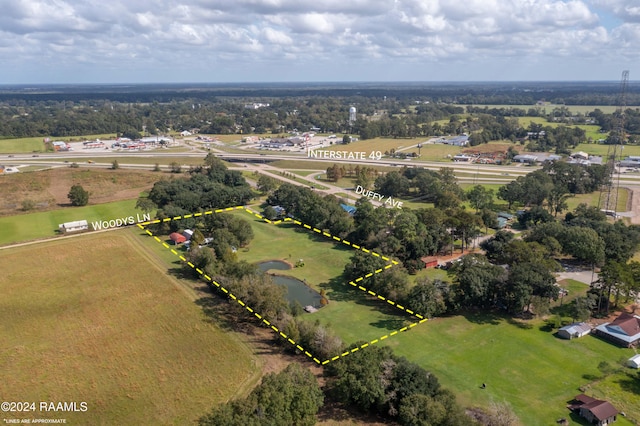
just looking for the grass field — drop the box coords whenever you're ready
[381,313,638,425]
[0,199,140,245]
[230,212,354,288]
[565,188,629,213]
[0,231,259,424]
[318,138,462,162]
[468,104,619,114]
[0,168,162,216]
[573,143,640,158]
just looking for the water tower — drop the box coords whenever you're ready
[349,106,357,123]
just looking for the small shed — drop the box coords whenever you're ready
[182,229,194,240]
[420,256,439,269]
[628,354,640,369]
[558,322,592,340]
[169,232,187,245]
[59,220,89,233]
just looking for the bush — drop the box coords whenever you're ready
[68,184,89,206]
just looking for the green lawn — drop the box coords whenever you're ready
[230,212,354,289]
[573,143,640,158]
[0,231,258,424]
[0,136,47,153]
[318,138,463,162]
[565,188,629,213]
[372,313,638,425]
[0,199,140,245]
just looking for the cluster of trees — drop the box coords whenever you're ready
[144,154,253,231]
[2,82,639,142]
[267,184,354,237]
[198,363,323,426]
[498,162,608,217]
[374,167,466,209]
[325,164,379,188]
[344,253,449,318]
[199,344,471,426]
[325,345,470,425]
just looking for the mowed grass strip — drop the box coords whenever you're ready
[0,232,258,425]
[0,199,139,245]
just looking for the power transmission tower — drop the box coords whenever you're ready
[598,70,630,215]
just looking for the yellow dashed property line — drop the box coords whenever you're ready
[139,205,416,367]
[141,220,321,366]
[347,278,425,320]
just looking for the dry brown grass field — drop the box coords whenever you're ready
[0,168,165,215]
[0,231,259,424]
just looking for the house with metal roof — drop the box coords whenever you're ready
[568,394,619,426]
[557,322,592,340]
[58,220,89,233]
[594,312,640,347]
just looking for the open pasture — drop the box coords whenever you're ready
[0,232,258,424]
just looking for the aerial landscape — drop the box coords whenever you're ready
[1,1,640,426]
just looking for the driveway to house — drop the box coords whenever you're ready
[555,269,597,286]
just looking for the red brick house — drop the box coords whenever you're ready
[569,394,619,426]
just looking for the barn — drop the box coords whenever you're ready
[169,232,187,245]
[420,256,439,269]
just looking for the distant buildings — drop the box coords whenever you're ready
[244,102,270,109]
[444,135,469,146]
[619,156,640,168]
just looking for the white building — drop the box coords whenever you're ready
[558,322,592,340]
[627,354,640,369]
[59,220,89,233]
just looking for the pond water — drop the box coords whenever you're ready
[257,260,322,308]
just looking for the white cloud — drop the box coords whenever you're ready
[0,0,637,82]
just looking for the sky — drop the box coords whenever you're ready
[0,0,638,84]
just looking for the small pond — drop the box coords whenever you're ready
[257,260,322,308]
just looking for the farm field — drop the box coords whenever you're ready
[0,231,259,425]
[0,199,139,245]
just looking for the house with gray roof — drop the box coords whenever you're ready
[557,322,592,340]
